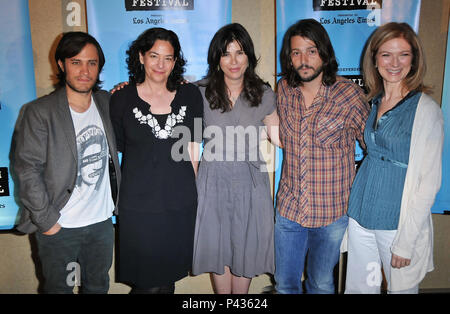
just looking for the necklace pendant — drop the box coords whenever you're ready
[133,105,187,139]
[158,129,169,139]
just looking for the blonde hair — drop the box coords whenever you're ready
[362,22,431,100]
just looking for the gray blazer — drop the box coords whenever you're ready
[13,87,121,234]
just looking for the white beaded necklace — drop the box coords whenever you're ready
[133,106,187,139]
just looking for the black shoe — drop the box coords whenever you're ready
[130,284,175,294]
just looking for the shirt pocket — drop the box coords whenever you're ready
[314,114,345,148]
[278,104,297,138]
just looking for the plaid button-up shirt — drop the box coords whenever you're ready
[276,77,370,228]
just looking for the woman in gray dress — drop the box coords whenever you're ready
[192,23,280,294]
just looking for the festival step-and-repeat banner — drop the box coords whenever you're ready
[273,0,425,207]
[0,0,36,230]
[86,0,232,90]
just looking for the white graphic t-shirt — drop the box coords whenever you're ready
[58,98,114,228]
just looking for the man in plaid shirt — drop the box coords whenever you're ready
[275,19,370,294]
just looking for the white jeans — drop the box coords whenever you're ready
[345,218,419,294]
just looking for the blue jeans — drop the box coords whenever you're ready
[35,218,114,294]
[274,211,348,294]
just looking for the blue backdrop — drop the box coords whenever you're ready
[431,18,450,214]
[0,0,36,230]
[86,0,232,90]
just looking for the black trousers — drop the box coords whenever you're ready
[35,218,114,294]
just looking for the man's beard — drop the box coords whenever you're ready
[296,64,324,82]
[66,79,96,94]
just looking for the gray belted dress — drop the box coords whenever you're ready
[192,81,276,278]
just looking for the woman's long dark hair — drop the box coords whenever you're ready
[126,27,186,91]
[202,23,268,112]
[279,19,338,88]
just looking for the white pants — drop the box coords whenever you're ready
[345,218,419,294]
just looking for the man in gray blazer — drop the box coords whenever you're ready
[14,32,120,294]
